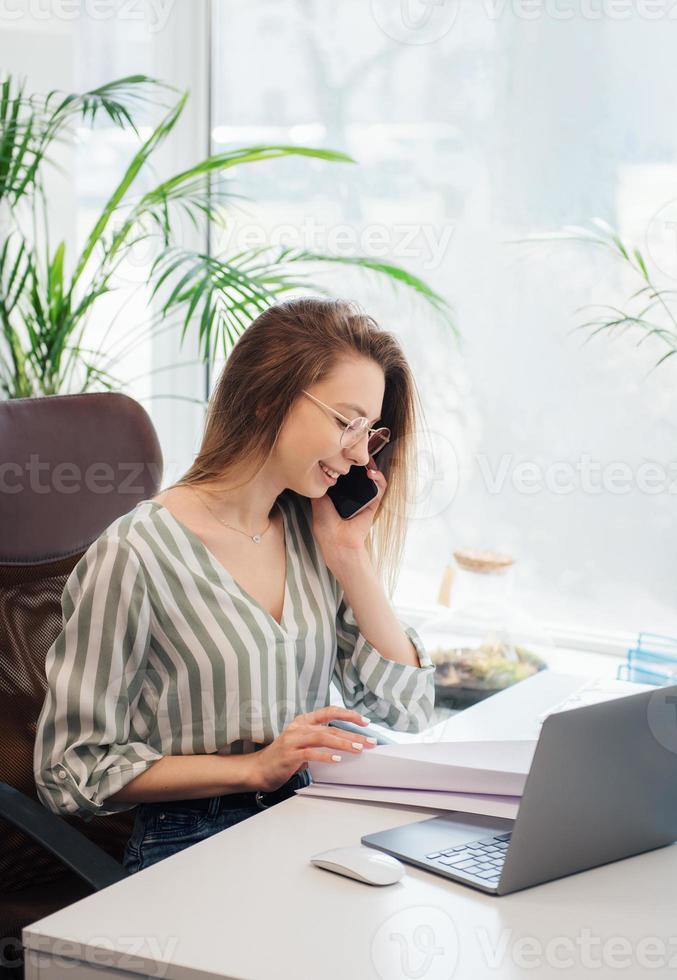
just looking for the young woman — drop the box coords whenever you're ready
[33,296,436,874]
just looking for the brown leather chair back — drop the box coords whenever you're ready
[0,393,162,912]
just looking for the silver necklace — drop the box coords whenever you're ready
[191,486,273,544]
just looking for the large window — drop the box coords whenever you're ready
[4,1,675,644]
[210,0,677,643]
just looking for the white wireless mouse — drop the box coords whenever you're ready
[310,845,405,886]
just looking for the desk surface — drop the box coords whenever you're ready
[23,672,677,980]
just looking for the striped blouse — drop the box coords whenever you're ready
[34,489,436,820]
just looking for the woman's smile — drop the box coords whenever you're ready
[318,461,339,484]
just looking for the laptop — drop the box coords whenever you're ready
[362,681,677,895]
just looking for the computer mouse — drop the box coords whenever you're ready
[309,845,405,886]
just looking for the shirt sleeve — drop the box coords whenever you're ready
[332,591,436,733]
[33,533,164,821]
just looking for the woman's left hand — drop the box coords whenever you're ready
[309,457,387,576]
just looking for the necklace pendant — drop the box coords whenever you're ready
[252,534,261,544]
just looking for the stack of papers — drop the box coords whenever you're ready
[297,672,654,818]
[300,783,521,819]
[308,738,535,795]
[298,738,534,819]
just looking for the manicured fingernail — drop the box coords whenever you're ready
[366,736,377,744]
[360,715,369,723]
[331,754,342,762]
[352,742,363,750]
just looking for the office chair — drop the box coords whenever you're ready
[0,392,163,978]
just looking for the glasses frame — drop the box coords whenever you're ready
[301,389,390,456]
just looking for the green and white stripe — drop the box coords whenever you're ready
[34,490,436,820]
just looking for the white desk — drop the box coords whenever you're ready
[23,672,677,980]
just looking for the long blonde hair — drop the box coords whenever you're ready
[172,296,423,598]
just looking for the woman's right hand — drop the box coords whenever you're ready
[248,706,378,793]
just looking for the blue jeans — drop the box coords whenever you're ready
[122,768,312,875]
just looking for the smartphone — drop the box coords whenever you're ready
[326,464,378,519]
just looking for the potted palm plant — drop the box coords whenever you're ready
[0,74,455,400]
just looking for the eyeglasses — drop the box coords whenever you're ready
[301,390,391,456]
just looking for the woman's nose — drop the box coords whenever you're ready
[344,432,371,467]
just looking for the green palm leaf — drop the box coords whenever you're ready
[0,72,455,399]
[0,75,172,206]
[523,220,677,372]
[150,244,456,362]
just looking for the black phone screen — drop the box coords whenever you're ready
[326,465,378,519]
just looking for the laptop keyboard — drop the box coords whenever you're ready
[424,832,512,885]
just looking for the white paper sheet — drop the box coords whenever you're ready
[303,673,653,819]
[308,739,537,796]
[296,783,521,819]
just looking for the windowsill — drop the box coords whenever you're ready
[393,600,635,662]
